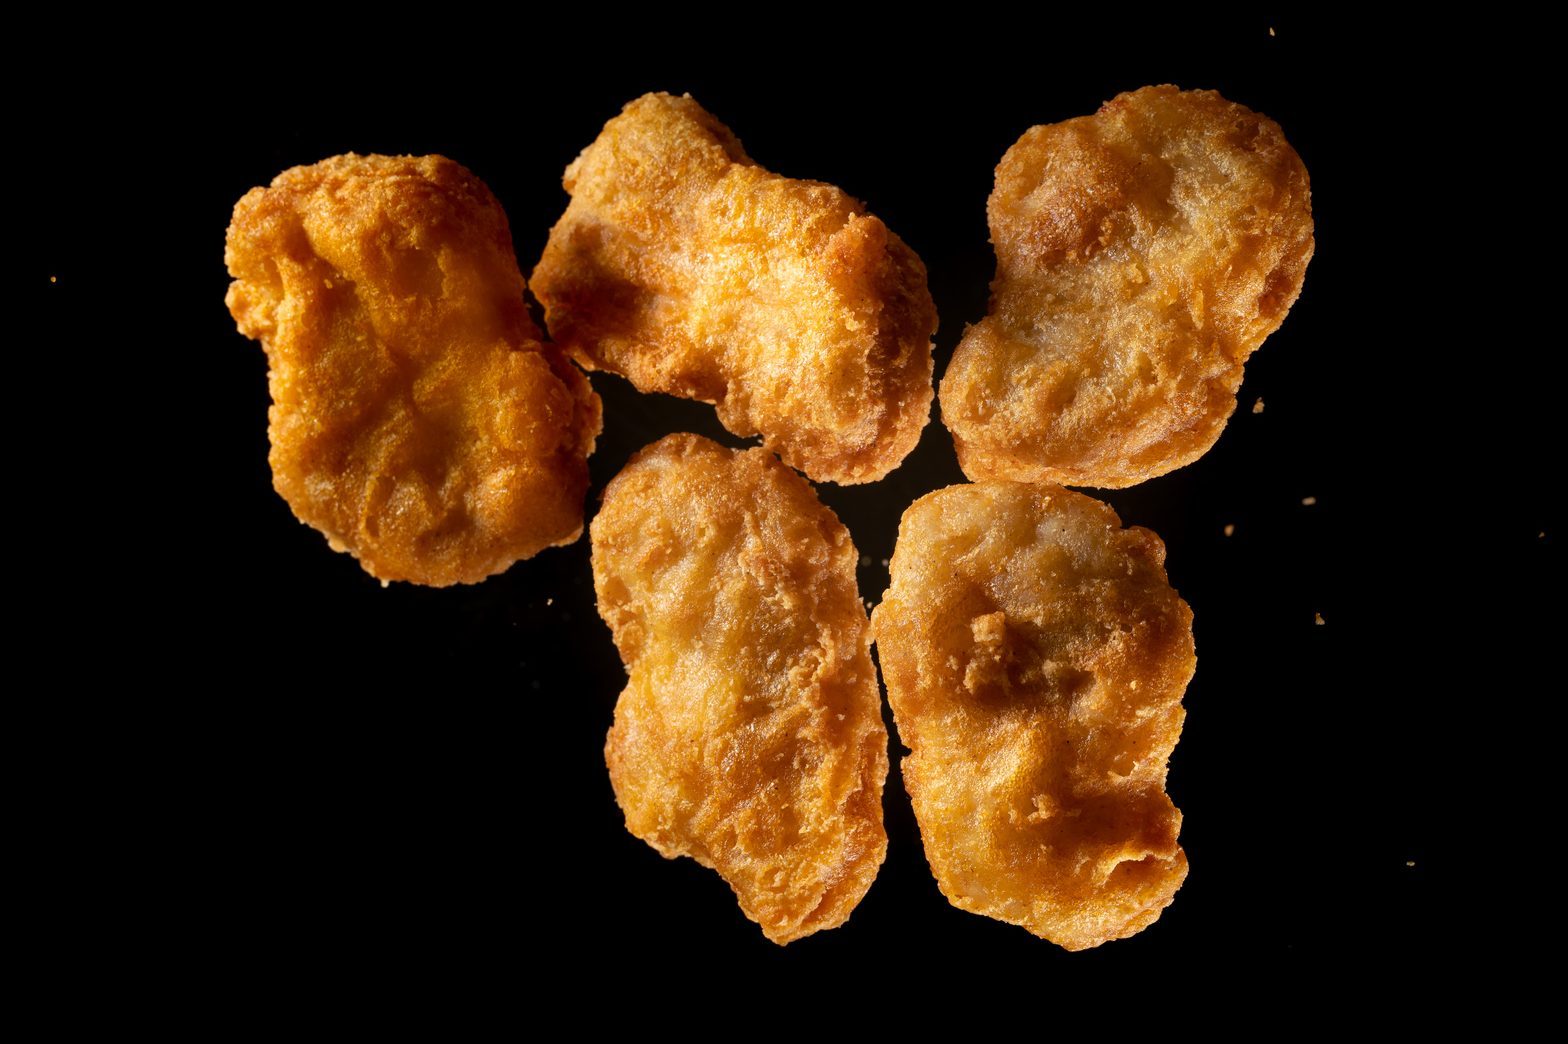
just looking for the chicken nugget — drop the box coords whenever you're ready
[592,434,887,943]
[534,93,937,485]
[226,154,601,586]
[940,85,1314,487]
[871,482,1193,949]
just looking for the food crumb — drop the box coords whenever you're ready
[1223,523,1235,537]
[50,275,58,284]
[1252,397,1265,414]
[1314,612,1325,625]
[1269,26,1276,36]
[880,558,890,568]
[546,597,553,606]
[1301,496,1317,506]
[1405,860,1416,868]
[1541,531,1547,539]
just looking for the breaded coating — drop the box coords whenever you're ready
[871,482,1193,950]
[940,86,1314,487]
[226,154,601,586]
[534,93,937,485]
[592,434,888,943]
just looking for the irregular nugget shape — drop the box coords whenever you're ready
[872,482,1193,949]
[592,434,888,943]
[534,93,937,485]
[226,154,601,586]
[940,85,1314,487]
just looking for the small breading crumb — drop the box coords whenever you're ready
[546,597,554,606]
[1405,860,1416,868]
[1314,613,1325,625]
[1301,496,1317,506]
[1269,26,1276,36]
[1223,523,1235,537]
[1252,398,1265,414]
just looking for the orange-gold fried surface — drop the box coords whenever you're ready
[226,154,601,586]
[871,482,1193,950]
[534,93,937,485]
[591,434,888,943]
[940,86,1314,488]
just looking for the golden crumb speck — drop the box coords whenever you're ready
[1223,524,1235,537]
[1301,496,1317,506]
[49,275,58,284]
[1405,860,1416,868]
[1314,613,1325,625]
[1252,398,1265,414]
[1269,26,1276,36]
[546,597,554,606]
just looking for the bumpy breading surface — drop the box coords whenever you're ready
[871,482,1193,950]
[533,93,937,485]
[226,154,601,586]
[592,434,888,943]
[940,86,1314,488]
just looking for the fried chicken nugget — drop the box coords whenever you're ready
[591,434,888,943]
[940,86,1314,487]
[871,482,1193,949]
[533,93,937,485]
[226,154,601,586]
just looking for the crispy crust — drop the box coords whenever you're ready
[225,154,601,585]
[940,86,1314,487]
[871,482,1193,950]
[534,93,937,484]
[592,434,888,943]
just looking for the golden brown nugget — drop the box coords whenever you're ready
[592,434,888,943]
[871,482,1193,950]
[226,154,602,586]
[534,93,937,485]
[940,86,1314,487]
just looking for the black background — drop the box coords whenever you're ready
[28,15,1556,1015]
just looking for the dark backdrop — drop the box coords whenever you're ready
[28,15,1553,1016]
